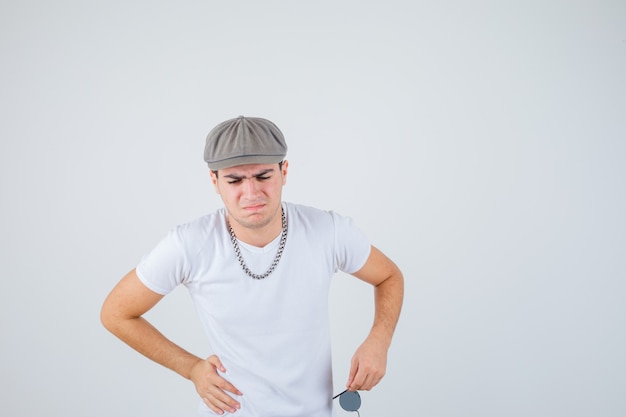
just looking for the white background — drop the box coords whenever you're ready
[1,1,624,416]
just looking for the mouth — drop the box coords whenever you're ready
[242,204,266,212]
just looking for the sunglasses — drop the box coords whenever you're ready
[333,389,362,416]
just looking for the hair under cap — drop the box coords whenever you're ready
[204,116,288,170]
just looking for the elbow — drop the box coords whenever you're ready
[99,297,117,333]
[100,303,111,331]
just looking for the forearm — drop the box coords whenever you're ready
[346,264,404,391]
[104,314,201,380]
[100,270,201,380]
[369,269,404,347]
[103,298,243,414]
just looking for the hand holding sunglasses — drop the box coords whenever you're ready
[333,389,362,416]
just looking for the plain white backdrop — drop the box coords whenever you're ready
[1,1,624,416]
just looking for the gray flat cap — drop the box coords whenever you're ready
[204,116,288,170]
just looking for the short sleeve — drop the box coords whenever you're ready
[136,226,190,295]
[331,211,371,274]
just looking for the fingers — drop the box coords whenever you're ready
[346,355,385,391]
[201,385,241,415]
[346,337,389,392]
[191,355,243,415]
[200,381,242,414]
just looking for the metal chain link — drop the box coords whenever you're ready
[227,208,288,279]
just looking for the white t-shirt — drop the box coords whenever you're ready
[136,202,371,417]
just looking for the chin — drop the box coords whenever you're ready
[239,213,272,229]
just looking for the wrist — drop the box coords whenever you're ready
[180,355,203,381]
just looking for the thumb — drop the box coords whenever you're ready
[346,357,358,389]
[207,355,226,373]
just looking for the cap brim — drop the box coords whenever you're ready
[207,154,285,171]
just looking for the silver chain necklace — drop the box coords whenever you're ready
[227,208,288,279]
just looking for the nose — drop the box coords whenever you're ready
[242,178,261,198]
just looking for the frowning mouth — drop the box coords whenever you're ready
[242,204,265,212]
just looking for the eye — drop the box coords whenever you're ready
[256,176,270,181]
[227,179,242,184]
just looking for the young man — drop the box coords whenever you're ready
[101,116,404,417]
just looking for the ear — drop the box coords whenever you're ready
[209,170,220,194]
[281,160,289,186]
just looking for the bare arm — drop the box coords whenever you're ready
[100,269,242,414]
[346,246,404,391]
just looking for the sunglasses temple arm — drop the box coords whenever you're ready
[332,389,349,400]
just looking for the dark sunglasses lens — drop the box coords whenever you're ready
[339,391,361,411]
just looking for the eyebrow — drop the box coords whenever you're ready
[223,168,275,180]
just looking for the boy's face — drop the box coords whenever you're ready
[211,161,288,231]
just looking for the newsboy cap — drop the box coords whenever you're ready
[204,116,288,170]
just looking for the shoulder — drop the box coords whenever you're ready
[284,202,335,226]
[167,209,227,249]
[177,209,225,232]
[285,202,329,217]
[284,202,360,233]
